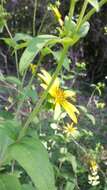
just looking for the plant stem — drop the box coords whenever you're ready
[69,0,76,19]
[87,88,96,107]
[5,24,19,79]
[33,0,37,36]
[17,45,69,140]
[37,9,48,35]
[15,54,43,119]
[76,0,88,31]
[82,0,107,24]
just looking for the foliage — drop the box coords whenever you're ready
[0,0,107,190]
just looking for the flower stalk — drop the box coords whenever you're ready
[17,45,69,140]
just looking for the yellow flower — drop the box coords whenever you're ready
[64,123,79,137]
[50,5,63,26]
[29,64,36,75]
[38,69,79,123]
[90,160,98,175]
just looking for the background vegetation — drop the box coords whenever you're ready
[0,0,107,190]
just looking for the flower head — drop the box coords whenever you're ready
[90,160,98,175]
[64,123,79,138]
[88,159,100,186]
[29,64,36,75]
[38,69,79,123]
[49,4,63,26]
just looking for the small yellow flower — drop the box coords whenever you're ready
[29,64,36,75]
[38,69,79,123]
[90,160,98,175]
[96,102,105,109]
[64,123,79,137]
[50,4,63,26]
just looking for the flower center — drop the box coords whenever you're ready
[55,88,65,104]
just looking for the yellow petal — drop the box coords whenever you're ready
[51,5,61,20]
[64,90,76,98]
[40,82,58,97]
[54,103,61,120]
[38,69,60,95]
[41,69,52,82]
[40,83,47,90]
[62,100,79,123]
[52,77,60,89]
[38,73,49,85]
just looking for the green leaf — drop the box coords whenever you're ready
[22,184,36,190]
[5,76,21,86]
[87,0,99,11]
[14,33,33,42]
[78,22,90,38]
[66,153,77,174]
[65,181,75,190]
[0,72,5,81]
[0,119,21,140]
[0,129,13,163]
[0,174,22,190]
[86,113,96,125]
[1,38,17,48]
[19,35,58,75]
[78,105,88,113]
[63,16,76,37]
[9,137,56,190]
[52,50,71,71]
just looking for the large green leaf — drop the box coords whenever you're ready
[9,137,56,190]
[5,76,21,86]
[0,174,22,190]
[87,0,99,11]
[22,184,36,190]
[19,35,58,74]
[14,33,33,42]
[0,130,12,164]
[65,181,75,190]
[0,119,21,140]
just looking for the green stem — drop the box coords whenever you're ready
[69,0,76,19]
[33,0,37,36]
[37,9,48,35]
[15,54,43,119]
[15,50,19,79]
[5,24,19,79]
[17,45,69,140]
[82,0,107,24]
[87,87,96,107]
[76,0,88,31]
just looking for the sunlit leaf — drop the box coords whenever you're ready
[19,35,58,75]
[0,174,22,190]
[9,137,56,190]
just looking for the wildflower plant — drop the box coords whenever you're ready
[0,0,107,190]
